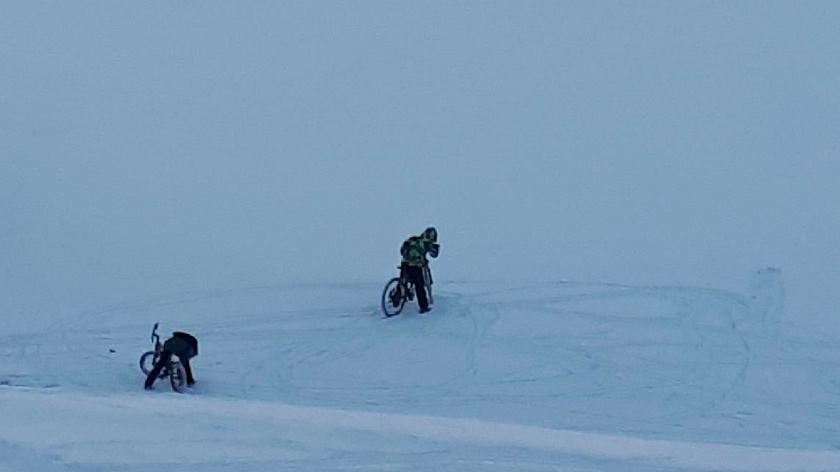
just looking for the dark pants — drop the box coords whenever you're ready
[402,263,430,312]
[144,350,195,389]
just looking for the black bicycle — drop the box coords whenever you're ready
[381,265,434,317]
[139,323,187,393]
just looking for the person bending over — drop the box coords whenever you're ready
[144,331,198,389]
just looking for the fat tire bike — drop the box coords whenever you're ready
[139,322,188,393]
[381,265,433,317]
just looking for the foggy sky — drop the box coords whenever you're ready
[2,1,839,329]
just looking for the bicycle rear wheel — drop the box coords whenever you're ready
[169,359,187,393]
[381,277,406,317]
[139,351,156,375]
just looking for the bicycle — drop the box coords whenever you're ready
[139,322,188,393]
[381,264,434,317]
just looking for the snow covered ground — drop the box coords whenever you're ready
[3,2,840,471]
[4,273,840,471]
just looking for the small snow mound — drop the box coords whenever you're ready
[748,267,784,326]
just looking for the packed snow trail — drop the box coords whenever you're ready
[1,388,840,471]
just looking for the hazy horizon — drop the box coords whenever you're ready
[3,2,839,334]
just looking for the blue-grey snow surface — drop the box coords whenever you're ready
[2,2,840,471]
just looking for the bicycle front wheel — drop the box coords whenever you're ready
[423,266,434,306]
[381,277,406,317]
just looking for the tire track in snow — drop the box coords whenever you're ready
[426,281,757,434]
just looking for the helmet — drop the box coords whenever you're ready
[423,226,438,242]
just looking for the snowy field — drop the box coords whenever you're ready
[3,273,840,471]
[3,2,840,471]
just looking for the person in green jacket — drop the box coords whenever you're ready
[144,331,198,390]
[399,227,439,313]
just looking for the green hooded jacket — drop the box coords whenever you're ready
[400,231,439,267]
